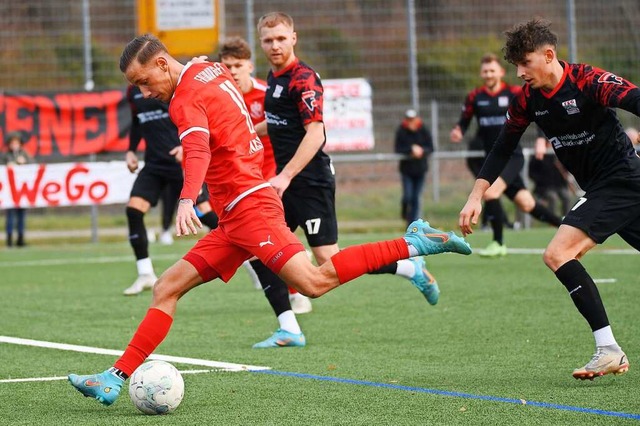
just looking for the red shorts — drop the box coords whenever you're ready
[183,187,305,283]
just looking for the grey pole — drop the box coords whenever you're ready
[567,0,577,63]
[82,0,99,243]
[245,0,256,75]
[430,99,440,203]
[406,0,419,112]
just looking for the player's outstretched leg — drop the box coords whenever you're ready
[572,345,629,380]
[404,219,472,256]
[68,369,124,406]
[252,328,306,349]
[408,256,440,305]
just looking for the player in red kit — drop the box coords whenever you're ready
[67,34,471,407]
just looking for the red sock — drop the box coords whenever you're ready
[113,308,173,376]
[331,238,409,284]
[288,286,298,295]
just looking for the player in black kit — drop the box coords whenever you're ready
[451,53,561,257]
[123,85,218,295]
[460,20,636,379]
[256,12,441,345]
[122,85,183,295]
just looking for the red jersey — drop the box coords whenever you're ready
[170,62,268,216]
[244,77,276,179]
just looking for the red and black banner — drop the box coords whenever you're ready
[0,89,137,159]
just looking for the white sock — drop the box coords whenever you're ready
[395,259,415,279]
[593,326,618,347]
[277,310,301,334]
[406,242,419,257]
[136,258,154,276]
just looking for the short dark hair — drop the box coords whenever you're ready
[119,34,168,73]
[218,36,252,61]
[503,19,558,65]
[257,12,294,33]
[480,53,501,66]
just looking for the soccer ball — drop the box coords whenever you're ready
[128,360,184,415]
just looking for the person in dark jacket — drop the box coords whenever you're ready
[395,109,434,226]
[3,131,32,247]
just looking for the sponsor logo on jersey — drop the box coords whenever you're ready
[138,109,170,123]
[301,90,317,111]
[498,96,509,107]
[477,100,490,106]
[561,99,580,115]
[250,101,263,119]
[273,85,283,98]
[478,115,506,127]
[549,131,595,149]
[535,110,549,116]
[598,72,623,85]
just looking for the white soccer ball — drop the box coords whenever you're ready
[128,360,184,415]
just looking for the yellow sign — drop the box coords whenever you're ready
[137,0,219,59]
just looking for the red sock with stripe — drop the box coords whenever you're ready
[113,308,173,377]
[331,238,409,284]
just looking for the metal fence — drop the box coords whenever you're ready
[2,0,640,153]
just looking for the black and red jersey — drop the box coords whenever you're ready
[127,85,181,172]
[457,82,522,153]
[479,61,640,191]
[264,58,334,188]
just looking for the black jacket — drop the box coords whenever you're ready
[394,118,433,177]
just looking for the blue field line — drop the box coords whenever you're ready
[251,369,640,421]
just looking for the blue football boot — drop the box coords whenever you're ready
[409,256,440,305]
[404,219,472,256]
[68,369,124,406]
[252,329,306,349]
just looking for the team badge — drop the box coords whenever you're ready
[562,99,580,115]
[301,90,317,111]
[273,85,283,98]
[498,96,509,107]
[250,101,263,119]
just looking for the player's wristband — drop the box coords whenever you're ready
[178,198,194,205]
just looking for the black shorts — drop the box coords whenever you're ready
[563,180,640,248]
[282,184,338,247]
[196,184,210,205]
[130,166,183,207]
[500,155,526,200]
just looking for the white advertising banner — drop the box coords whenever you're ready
[0,161,140,209]
[323,78,375,152]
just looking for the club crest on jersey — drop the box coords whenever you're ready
[498,96,509,107]
[561,99,580,115]
[250,101,263,119]
[598,72,623,85]
[273,85,283,98]
[301,90,317,111]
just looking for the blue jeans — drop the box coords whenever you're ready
[6,208,26,236]
[400,173,425,226]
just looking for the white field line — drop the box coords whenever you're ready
[506,247,637,255]
[0,336,270,374]
[0,247,636,269]
[0,254,179,268]
[0,369,228,384]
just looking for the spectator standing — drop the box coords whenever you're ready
[394,109,433,226]
[3,131,32,247]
